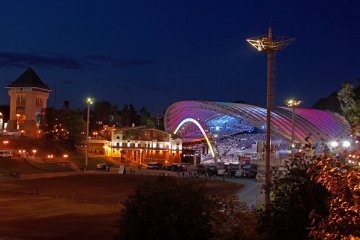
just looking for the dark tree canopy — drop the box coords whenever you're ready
[41,107,85,146]
[117,177,213,240]
[257,156,329,240]
[117,176,257,240]
[93,101,117,125]
[312,91,341,113]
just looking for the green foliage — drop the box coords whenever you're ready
[41,108,85,146]
[139,107,155,128]
[210,194,257,240]
[93,101,117,125]
[257,156,329,240]
[117,177,212,240]
[120,104,138,127]
[338,81,360,133]
[117,177,257,240]
[62,110,86,146]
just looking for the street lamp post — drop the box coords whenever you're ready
[85,97,94,170]
[247,27,295,206]
[285,98,302,160]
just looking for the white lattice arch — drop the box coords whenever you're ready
[174,118,215,158]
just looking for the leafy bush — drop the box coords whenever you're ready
[117,176,257,240]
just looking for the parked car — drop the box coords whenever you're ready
[207,165,217,177]
[147,162,162,170]
[163,165,172,171]
[96,163,112,171]
[240,164,257,178]
[229,164,240,177]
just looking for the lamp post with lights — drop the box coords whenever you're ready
[247,26,295,206]
[85,97,95,170]
[285,98,302,160]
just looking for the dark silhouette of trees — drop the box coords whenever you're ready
[138,107,155,128]
[312,91,341,113]
[0,105,10,122]
[41,107,85,146]
[117,177,213,240]
[117,177,257,240]
[257,155,329,240]
[93,101,117,125]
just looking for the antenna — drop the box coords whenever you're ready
[246,27,295,207]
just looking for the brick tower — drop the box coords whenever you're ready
[6,68,51,137]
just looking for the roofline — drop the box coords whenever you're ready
[6,86,52,91]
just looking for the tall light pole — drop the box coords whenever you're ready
[247,26,295,206]
[285,98,302,161]
[85,97,94,170]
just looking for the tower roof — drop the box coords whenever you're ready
[7,67,51,90]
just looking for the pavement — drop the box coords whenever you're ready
[226,178,264,208]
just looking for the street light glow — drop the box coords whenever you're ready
[285,98,302,107]
[86,97,95,105]
[342,140,351,148]
[330,141,338,148]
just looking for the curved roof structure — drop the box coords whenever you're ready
[164,101,350,144]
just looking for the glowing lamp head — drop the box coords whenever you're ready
[285,98,302,107]
[330,141,338,148]
[85,97,95,105]
[342,140,351,148]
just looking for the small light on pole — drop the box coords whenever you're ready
[85,97,95,170]
[285,98,302,160]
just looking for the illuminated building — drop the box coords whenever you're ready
[104,126,182,165]
[6,68,51,137]
[164,101,350,165]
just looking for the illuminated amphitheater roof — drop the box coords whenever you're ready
[164,101,350,144]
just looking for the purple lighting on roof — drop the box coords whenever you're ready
[165,101,350,144]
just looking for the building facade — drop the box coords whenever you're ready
[104,127,182,165]
[6,68,51,137]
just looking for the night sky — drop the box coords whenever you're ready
[0,0,359,114]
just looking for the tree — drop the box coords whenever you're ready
[117,176,257,240]
[210,194,257,240]
[139,107,155,128]
[338,82,360,127]
[62,110,86,146]
[117,177,213,240]
[0,105,10,122]
[312,91,342,113]
[308,153,360,240]
[120,104,138,127]
[257,155,329,240]
[93,101,117,125]
[41,108,85,147]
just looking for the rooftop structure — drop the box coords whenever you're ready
[6,68,51,137]
[164,101,350,153]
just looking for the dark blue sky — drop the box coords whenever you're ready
[0,0,359,114]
